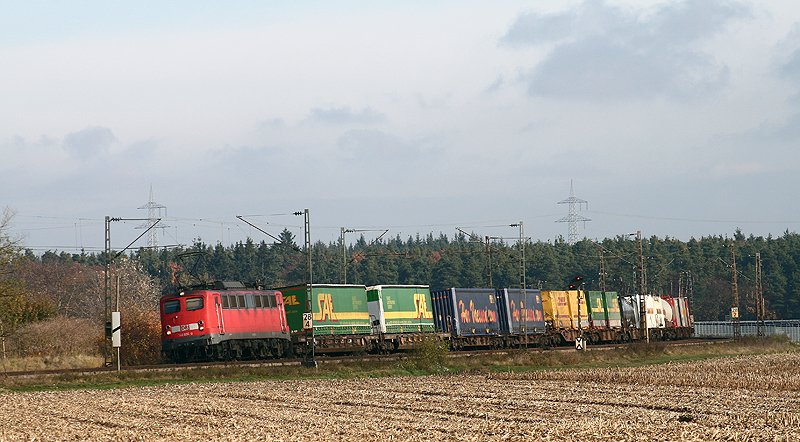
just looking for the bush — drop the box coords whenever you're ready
[10,316,100,357]
[407,335,450,371]
[120,309,162,366]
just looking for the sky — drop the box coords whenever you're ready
[2,0,800,253]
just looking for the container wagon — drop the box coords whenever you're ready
[496,288,549,347]
[661,296,694,339]
[431,288,502,349]
[277,283,374,354]
[541,290,589,344]
[366,285,444,352]
[619,294,669,341]
[584,291,627,343]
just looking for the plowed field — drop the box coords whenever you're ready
[1,352,798,441]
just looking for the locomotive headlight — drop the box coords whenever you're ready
[198,320,204,331]
[165,325,172,336]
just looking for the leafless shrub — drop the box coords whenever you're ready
[9,316,99,357]
[120,309,161,366]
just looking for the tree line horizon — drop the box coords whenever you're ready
[24,227,800,322]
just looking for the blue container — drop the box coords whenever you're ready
[431,288,501,337]
[496,288,546,334]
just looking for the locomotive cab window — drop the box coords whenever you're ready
[186,297,204,311]
[163,300,180,314]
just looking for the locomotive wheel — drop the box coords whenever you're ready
[284,342,293,358]
[213,344,224,361]
[221,342,232,360]
[270,344,281,358]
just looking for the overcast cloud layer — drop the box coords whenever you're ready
[2,0,800,252]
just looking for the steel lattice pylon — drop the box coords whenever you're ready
[556,180,591,245]
[137,185,168,248]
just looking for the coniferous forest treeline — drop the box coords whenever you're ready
[34,228,800,321]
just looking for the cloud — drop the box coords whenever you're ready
[112,139,160,173]
[484,75,506,94]
[4,134,57,152]
[776,24,800,80]
[305,106,386,125]
[501,0,749,100]
[336,129,445,166]
[500,7,579,47]
[703,110,800,178]
[782,56,800,96]
[731,112,800,166]
[62,126,116,159]
[337,129,414,160]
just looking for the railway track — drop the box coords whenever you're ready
[1,338,733,380]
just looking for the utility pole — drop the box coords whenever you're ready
[730,242,741,338]
[341,227,353,284]
[598,246,607,292]
[115,275,121,372]
[510,221,526,345]
[632,231,648,342]
[104,216,112,367]
[569,275,586,349]
[104,216,160,367]
[296,209,316,368]
[682,271,694,321]
[485,236,493,287]
[755,252,765,337]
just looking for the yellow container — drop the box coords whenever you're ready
[542,290,589,329]
[566,290,590,329]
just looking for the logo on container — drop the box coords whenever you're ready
[317,293,337,322]
[414,293,433,319]
[510,300,544,322]
[458,299,497,324]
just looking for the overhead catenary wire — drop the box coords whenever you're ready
[587,210,800,225]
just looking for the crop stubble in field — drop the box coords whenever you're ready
[0,352,798,441]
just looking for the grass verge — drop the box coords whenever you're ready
[1,337,796,393]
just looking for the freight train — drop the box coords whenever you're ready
[159,282,694,362]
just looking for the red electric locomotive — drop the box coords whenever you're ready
[160,281,291,362]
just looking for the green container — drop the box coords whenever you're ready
[277,284,371,335]
[587,291,609,327]
[366,285,435,334]
[604,291,622,328]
